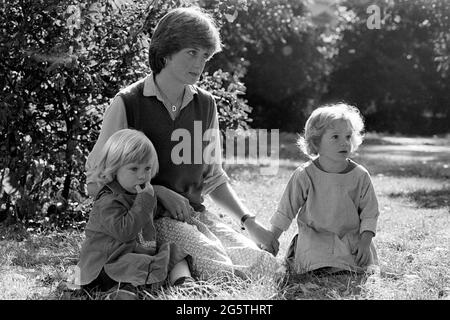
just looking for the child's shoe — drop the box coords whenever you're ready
[173,276,196,287]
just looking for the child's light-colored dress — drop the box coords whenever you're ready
[270,159,379,274]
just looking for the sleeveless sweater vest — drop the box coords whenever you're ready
[118,78,215,212]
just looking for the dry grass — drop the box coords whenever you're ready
[0,133,449,300]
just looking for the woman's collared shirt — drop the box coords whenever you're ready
[86,74,228,196]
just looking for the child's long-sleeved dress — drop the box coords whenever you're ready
[76,181,190,287]
[270,159,380,274]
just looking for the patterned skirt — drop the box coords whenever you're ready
[154,210,281,281]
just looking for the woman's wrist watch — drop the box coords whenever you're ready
[240,214,256,230]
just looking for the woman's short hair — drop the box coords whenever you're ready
[148,6,222,74]
[93,129,159,185]
[297,103,365,158]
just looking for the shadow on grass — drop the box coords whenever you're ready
[389,187,450,210]
[3,230,80,268]
[362,137,402,146]
[0,225,81,300]
[353,145,450,180]
[223,133,450,181]
[221,134,308,178]
[277,271,367,300]
[0,223,30,242]
[223,162,301,180]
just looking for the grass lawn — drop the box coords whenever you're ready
[1,133,449,300]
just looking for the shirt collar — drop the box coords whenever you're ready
[142,73,197,109]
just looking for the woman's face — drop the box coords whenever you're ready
[164,47,212,85]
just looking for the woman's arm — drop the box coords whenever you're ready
[209,182,279,255]
[269,225,283,240]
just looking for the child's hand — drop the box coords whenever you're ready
[352,231,374,267]
[135,181,154,196]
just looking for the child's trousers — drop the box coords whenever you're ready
[154,210,281,280]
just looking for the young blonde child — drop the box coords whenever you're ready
[76,129,193,299]
[269,103,380,274]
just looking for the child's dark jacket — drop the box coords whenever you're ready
[77,180,188,286]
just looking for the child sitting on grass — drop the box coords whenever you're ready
[269,103,380,274]
[76,129,193,299]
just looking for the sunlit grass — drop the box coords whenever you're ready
[0,133,449,300]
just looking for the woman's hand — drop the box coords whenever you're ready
[245,218,280,256]
[208,183,280,255]
[153,185,192,222]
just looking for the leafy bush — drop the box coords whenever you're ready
[325,0,450,134]
[198,68,252,132]
[0,0,252,229]
[209,0,332,132]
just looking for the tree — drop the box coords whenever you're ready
[325,0,450,134]
[209,0,333,132]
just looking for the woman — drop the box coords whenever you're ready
[86,6,280,280]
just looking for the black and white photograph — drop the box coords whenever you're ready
[0,0,449,305]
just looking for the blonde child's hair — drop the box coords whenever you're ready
[297,103,365,158]
[93,129,159,185]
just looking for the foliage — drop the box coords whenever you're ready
[325,0,450,134]
[1,0,145,226]
[1,0,449,229]
[0,0,252,228]
[198,68,252,131]
[210,0,332,132]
